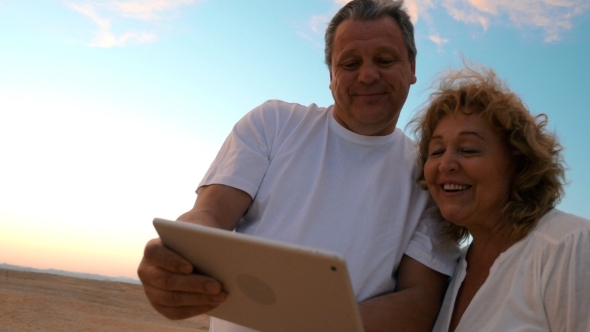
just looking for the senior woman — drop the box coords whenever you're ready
[410,65,590,332]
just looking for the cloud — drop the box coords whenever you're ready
[309,14,331,33]
[429,33,449,47]
[66,0,199,47]
[439,0,590,42]
[109,0,196,20]
[326,0,588,47]
[405,0,437,23]
[329,0,431,23]
[291,14,330,52]
[407,0,589,41]
[440,0,490,29]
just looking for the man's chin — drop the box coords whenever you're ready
[351,118,397,136]
[354,109,396,125]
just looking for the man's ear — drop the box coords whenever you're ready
[328,70,333,90]
[410,61,417,85]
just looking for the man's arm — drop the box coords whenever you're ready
[358,254,448,332]
[137,184,252,320]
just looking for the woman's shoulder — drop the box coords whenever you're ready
[530,208,590,245]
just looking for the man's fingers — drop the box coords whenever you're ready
[142,238,193,274]
[142,281,227,319]
[140,263,223,293]
[137,237,227,319]
[138,238,224,295]
[143,283,227,308]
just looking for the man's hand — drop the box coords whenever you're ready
[137,238,227,320]
[138,184,253,320]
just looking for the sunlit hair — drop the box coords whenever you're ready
[324,0,416,70]
[409,63,566,245]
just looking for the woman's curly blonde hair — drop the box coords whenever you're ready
[409,63,567,245]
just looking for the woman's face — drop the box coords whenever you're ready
[424,111,514,229]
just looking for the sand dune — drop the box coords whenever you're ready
[0,268,210,331]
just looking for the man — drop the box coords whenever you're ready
[138,1,459,331]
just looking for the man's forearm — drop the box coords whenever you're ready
[358,286,443,332]
[358,255,448,332]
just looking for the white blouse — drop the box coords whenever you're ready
[433,209,590,332]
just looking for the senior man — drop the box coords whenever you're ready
[138,1,458,331]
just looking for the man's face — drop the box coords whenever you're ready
[329,16,416,136]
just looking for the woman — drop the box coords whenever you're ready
[410,65,590,332]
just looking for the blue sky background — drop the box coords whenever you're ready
[1,0,589,279]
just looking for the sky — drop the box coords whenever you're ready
[1,0,589,280]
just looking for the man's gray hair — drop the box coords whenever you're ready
[324,0,416,70]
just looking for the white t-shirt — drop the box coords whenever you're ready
[199,100,459,332]
[433,209,590,332]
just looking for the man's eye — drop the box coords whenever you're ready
[377,59,394,66]
[341,62,359,70]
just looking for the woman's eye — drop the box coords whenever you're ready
[428,149,444,157]
[461,149,478,155]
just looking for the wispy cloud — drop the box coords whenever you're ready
[439,0,491,30]
[291,14,330,52]
[429,33,449,47]
[424,0,589,42]
[323,0,589,47]
[405,0,436,23]
[109,0,195,20]
[309,14,331,34]
[66,0,199,47]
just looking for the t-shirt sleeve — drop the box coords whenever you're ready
[198,102,276,198]
[542,226,590,332]
[403,203,460,277]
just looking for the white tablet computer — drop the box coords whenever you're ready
[153,218,365,332]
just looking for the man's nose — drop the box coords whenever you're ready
[358,63,379,84]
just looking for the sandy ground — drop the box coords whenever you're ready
[0,268,210,331]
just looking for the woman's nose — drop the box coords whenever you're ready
[439,152,459,172]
